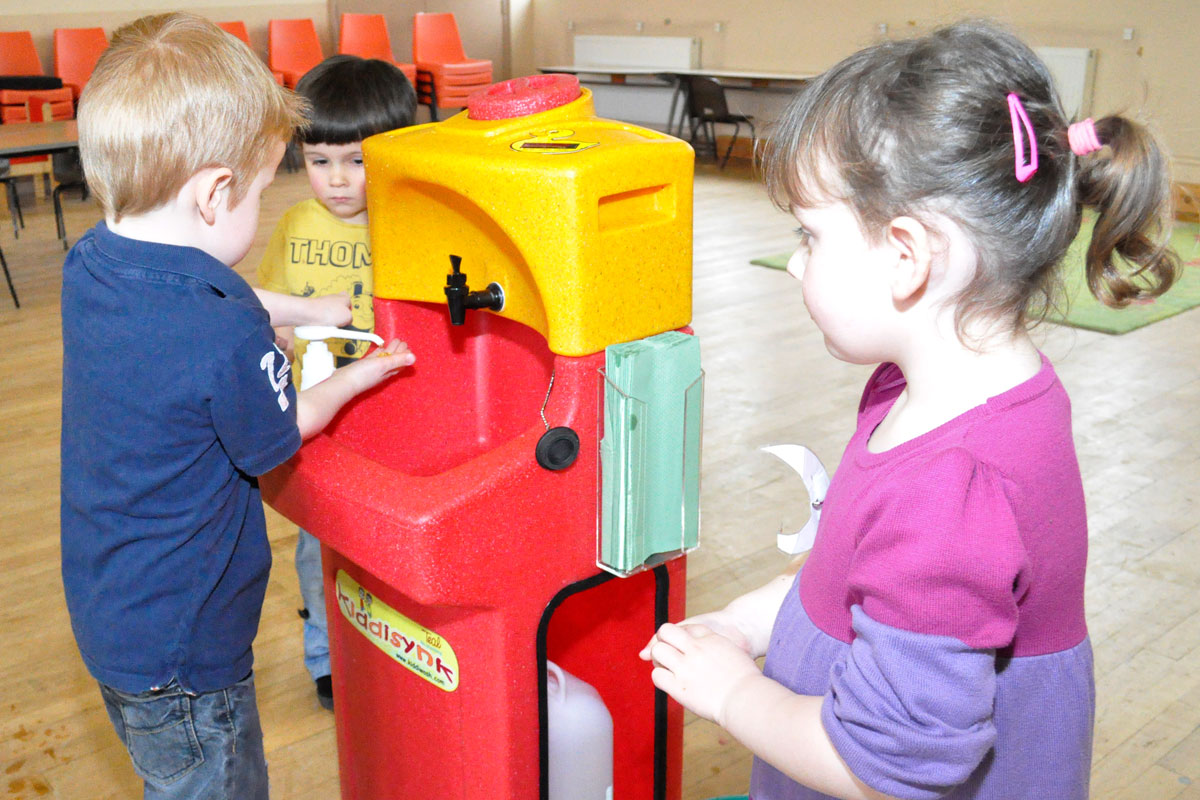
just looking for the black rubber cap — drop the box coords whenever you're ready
[535,426,580,471]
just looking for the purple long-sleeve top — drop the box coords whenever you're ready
[751,356,1094,799]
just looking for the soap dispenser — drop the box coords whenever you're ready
[293,326,385,390]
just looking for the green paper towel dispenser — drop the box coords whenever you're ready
[599,331,703,575]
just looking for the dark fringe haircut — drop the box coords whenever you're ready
[295,54,416,145]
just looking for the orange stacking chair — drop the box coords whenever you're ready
[219,21,286,85]
[268,18,324,89]
[338,14,417,86]
[0,31,74,123]
[53,27,109,101]
[412,12,491,120]
[217,20,251,45]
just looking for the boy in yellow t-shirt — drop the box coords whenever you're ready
[257,54,415,710]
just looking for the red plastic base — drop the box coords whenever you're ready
[261,299,684,799]
[319,552,685,799]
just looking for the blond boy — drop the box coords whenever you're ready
[60,14,413,798]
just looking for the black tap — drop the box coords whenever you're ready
[444,254,504,325]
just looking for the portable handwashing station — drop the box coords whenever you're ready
[261,74,699,800]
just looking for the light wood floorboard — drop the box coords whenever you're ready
[1,160,1198,799]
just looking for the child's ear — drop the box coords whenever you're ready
[886,216,933,305]
[193,168,235,226]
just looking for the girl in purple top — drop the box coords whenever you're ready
[641,21,1179,800]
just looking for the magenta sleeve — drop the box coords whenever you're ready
[846,447,1029,650]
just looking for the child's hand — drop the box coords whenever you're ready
[274,326,295,361]
[311,292,353,328]
[642,566,804,662]
[646,622,762,728]
[338,339,415,394]
[639,610,754,660]
[295,340,415,440]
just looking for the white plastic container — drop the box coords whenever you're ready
[547,660,614,800]
[293,325,384,390]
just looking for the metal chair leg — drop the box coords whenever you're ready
[53,185,68,250]
[4,180,23,239]
[707,121,719,162]
[719,120,757,169]
[0,245,18,308]
[691,118,717,164]
[720,122,740,169]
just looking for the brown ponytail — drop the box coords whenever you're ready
[1075,116,1179,307]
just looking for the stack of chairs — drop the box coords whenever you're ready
[412,13,491,121]
[338,14,417,87]
[0,31,73,123]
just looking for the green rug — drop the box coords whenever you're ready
[750,253,791,270]
[1047,217,1200,333]
[751,219,1200,334]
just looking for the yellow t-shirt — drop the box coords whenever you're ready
[257,198,374,385]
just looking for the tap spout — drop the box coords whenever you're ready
[445,255,504,325]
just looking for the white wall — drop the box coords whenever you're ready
[528,0,1200,183]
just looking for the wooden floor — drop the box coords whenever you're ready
[2,161,1199,800]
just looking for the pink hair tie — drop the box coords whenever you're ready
[1068,119,1103,156]
[1007,93,1038,182]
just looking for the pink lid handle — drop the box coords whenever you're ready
[467,74,582,120]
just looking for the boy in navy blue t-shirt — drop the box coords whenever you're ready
[59,14,415,798]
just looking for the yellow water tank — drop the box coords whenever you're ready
[363,76,694,357]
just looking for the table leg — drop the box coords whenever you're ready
[0,245,18,308]
[666,76,684,138]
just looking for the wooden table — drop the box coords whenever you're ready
[0,119,79,159]
[0,119,80,306]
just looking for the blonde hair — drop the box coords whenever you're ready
[78,13,308,220]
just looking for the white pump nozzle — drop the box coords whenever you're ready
[293,326,385,346]
[294,326,385,391]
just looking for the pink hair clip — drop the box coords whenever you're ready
[1068,119,1103,156]
[1007,93,1038,183]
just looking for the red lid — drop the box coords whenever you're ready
[467,74,582,121]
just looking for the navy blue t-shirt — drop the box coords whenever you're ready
[60,222,302,694]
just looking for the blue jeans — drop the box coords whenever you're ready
[296,528,331,680]
[99,671,268,800]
